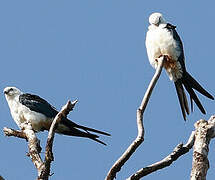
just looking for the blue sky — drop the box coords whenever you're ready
[0,1,215,180]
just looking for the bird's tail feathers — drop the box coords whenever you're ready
[174,80,189,120]
[63,118,111,136]
[177,71,214,116]
[182,80,206,114]
[62,127,107,145]
[61,119,110,145]
[183,72,214,100]
[75,124,111,136]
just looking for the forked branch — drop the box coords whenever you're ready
[127,131,195,180]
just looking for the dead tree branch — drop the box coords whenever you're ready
[40,100,78,179]
[127,131,195,180]
[105,56,165,180]
[190,115,215,180]
[3,100,78,180]
[3,127,27,140]
[127,115,215,180]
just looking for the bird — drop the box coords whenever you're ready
[145,12,214,120]
[4,86,110,145]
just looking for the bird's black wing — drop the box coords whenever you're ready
[19,93,58,118]
[165,23,186,70]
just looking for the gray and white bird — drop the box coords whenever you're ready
[145,12,214,120]
[4,86,110,145]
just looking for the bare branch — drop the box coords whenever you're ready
[3,127,27,140]
[22,122,44,177]
[127,131,195,180]
[105,56,165,180]
[139,57,165,111]
[190,115,215,180]
[127,115,215,180]
[4,125,43,176]
[46,100,78,161]
[39,100,78,179]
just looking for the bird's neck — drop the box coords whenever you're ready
[6,95,19,110]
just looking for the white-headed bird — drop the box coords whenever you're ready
[4,87,110,145]
[145,12,214,120]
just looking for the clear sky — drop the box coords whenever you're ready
[0,1,215,180]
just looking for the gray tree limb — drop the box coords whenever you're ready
[127,115,215,180]
[127,131,195,180]
[3,127,27,140]
[40,100,78,179]
[190,115,215,180]
[105,56,165,180]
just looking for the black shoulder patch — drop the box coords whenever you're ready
[19,93,58,118]
[166,23,176,29]
[165,23,186,70]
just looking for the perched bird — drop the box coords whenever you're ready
[145,12,214,120]
[4,87,110,145]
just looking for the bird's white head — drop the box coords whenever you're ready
[149,12,166,26]
[4,87,22,100]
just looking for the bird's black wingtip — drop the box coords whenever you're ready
[93,138,108,146]
[210,96,214,100]
[104,132,111,136]
[205,93,214,100]
[100,142,107,146]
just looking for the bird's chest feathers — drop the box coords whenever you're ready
[146,26,183,81]
[9,101,51,131]
[146,28,180,61]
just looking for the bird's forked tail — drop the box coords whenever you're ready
[174,71,214,120]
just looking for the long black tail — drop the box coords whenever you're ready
[60,119,110,145]
[74,123,111,136]
[174,71,214,120]
[60,127,108,145]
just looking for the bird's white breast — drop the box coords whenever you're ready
[6,96,52,131]
[145,25,182,81]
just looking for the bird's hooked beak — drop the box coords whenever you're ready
[4,89,9,94]
[4,87,14,95]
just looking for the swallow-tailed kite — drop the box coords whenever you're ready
[145,12,214,120]
[4,87,110,145]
